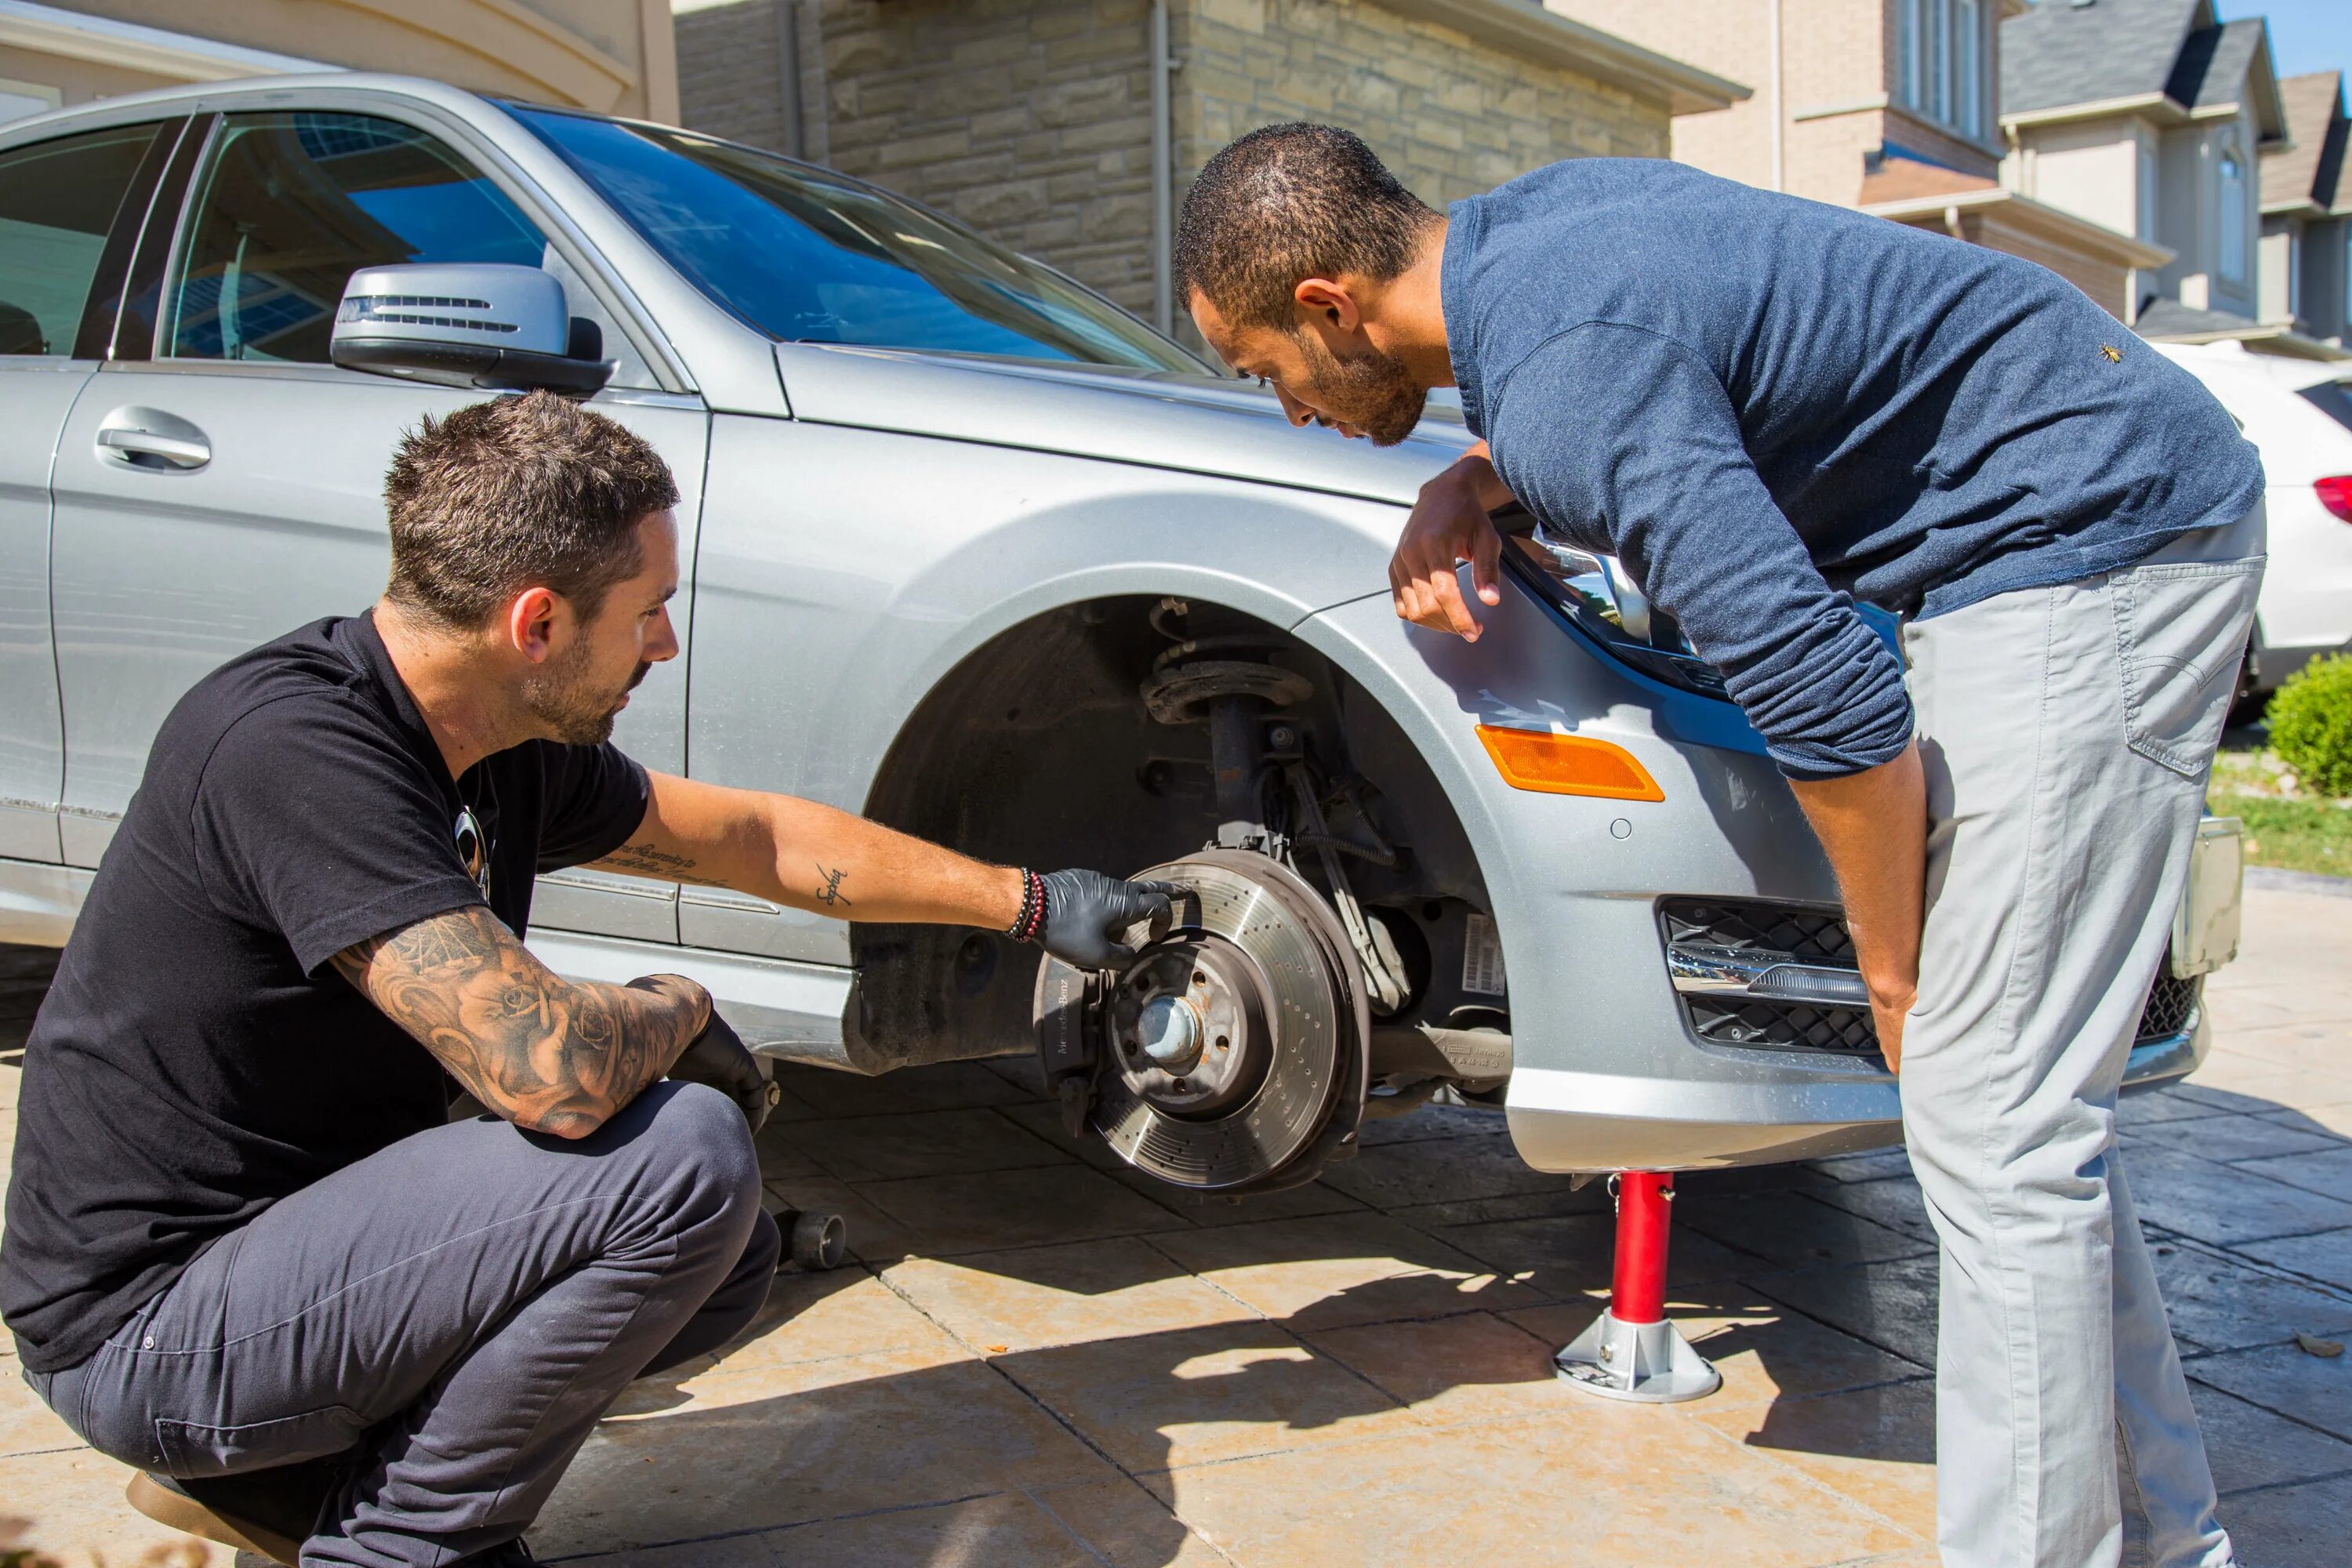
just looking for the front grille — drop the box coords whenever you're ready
[1684,993,1881,1053]
[2138,970,2200,1039]
[1660,898,2200,1057]
[1662,899,1854,964]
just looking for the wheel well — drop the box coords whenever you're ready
[843,595,1495,1074]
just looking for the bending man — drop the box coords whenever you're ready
[1177,125,2259,1568]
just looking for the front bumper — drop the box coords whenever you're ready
[1503,1013,2209,1174]
[1298,583,2223,1176]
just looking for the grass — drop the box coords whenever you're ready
[2209,735,2352,879]
[2207,790,2352,877]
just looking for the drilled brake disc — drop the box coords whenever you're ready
[1034,850,1369,1192]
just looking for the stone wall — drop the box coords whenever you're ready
[673,0,1679,332]
[677,0,802,159]
[1178,0,1668,216]
[811,0,1163,318]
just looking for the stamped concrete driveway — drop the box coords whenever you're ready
[3,878,2349,1567]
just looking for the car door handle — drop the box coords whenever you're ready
[95,412,211,472]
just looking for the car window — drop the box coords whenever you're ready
[0,123,166,357]
[164,112,546,365]
[514,106,1206,374]
[2299,382,2352,435]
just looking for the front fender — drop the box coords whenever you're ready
[1297,585,1903,1170]
[686,413,1427,811]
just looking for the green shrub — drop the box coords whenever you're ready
[2269,652,2352,799]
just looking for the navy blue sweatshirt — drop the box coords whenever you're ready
[1442,159,2263,779]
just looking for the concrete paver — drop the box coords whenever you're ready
[880,1237,1262,1355]
[0,883,2348,1566]
[2183,1340,2352,1444]
[2185,1381,2352,1494]
[2143,1240,2352,1352]
[1694,1377,1940,1541]
[2243,1226,2352,1292]
[1502,1297,1926,1408]
[2205,1473,2352,1568]
[1134,1406,1924,1567]
[1148,1211,1546,1330]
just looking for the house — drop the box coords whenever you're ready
[1997,0,2342,356]
[1544,0,2169,321]
[2261,70,2352,347]
[673,0,1746,341]
[0,0,679,123]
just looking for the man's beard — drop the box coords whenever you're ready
[1299,333,1427,446]
[524,639,651,746]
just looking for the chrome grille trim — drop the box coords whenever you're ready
[1659,897,2201,1060]
[1667,942,1873,1009]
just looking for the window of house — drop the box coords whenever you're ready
[1897,0,1986,140]
[2138,145,2158,241]
[1956,0,1984,139]
[1928,0,1950,123]
[2219,147,2247,285]
[2291,229,2303,317]
[1898,0,1921,111]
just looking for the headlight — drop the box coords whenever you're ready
[1500,525,1730,700]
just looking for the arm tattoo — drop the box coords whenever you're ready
[815,864,852,907]
[331,906,700,1138]
[595,839,725,887]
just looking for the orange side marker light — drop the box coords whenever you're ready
[1475,725,1664,802]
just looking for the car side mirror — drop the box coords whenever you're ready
[328,263,615,396]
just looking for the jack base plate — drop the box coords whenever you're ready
[1553,1309,1722,1403]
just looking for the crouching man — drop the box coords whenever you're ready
[0,392,1171,1567]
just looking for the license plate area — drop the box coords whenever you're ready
[2171,815,2245,978]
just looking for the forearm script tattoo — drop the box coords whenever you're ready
[597,838,724,887]
[815,864,852,907]
[331,906,700,1137]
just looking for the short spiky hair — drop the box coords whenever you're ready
[383,391,680,630]
[1175,123,1439,332]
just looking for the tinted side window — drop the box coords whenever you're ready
[0,125,165,356]
[165,112,544,364]
[2299,383,2352,435]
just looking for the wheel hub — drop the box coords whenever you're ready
[1109,937,1269,1117]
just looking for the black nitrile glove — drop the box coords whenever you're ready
[1036,869,1179,970]
[670,1010,781,1135]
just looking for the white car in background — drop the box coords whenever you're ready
[2151,341,2352,700]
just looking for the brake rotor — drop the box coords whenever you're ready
[1033,850,1369,1192]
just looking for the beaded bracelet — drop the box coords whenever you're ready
[1006,868,1047,943]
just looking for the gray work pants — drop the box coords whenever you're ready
[1900,506,2263,1568]
[27,1080,777,1567]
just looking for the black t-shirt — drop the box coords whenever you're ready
[0,614,649,1373]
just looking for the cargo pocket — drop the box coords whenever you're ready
[2110,557,2263,777]
[154,1404,365,1480]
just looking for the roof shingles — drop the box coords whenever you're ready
[2265,71,2349,216]
[2172,17,2262,113]
[2001,0,2209,119]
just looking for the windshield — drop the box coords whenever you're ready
[513,106,1207,374]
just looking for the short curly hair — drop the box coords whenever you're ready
[383,390,680,630]
[1174,122,1439,332]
